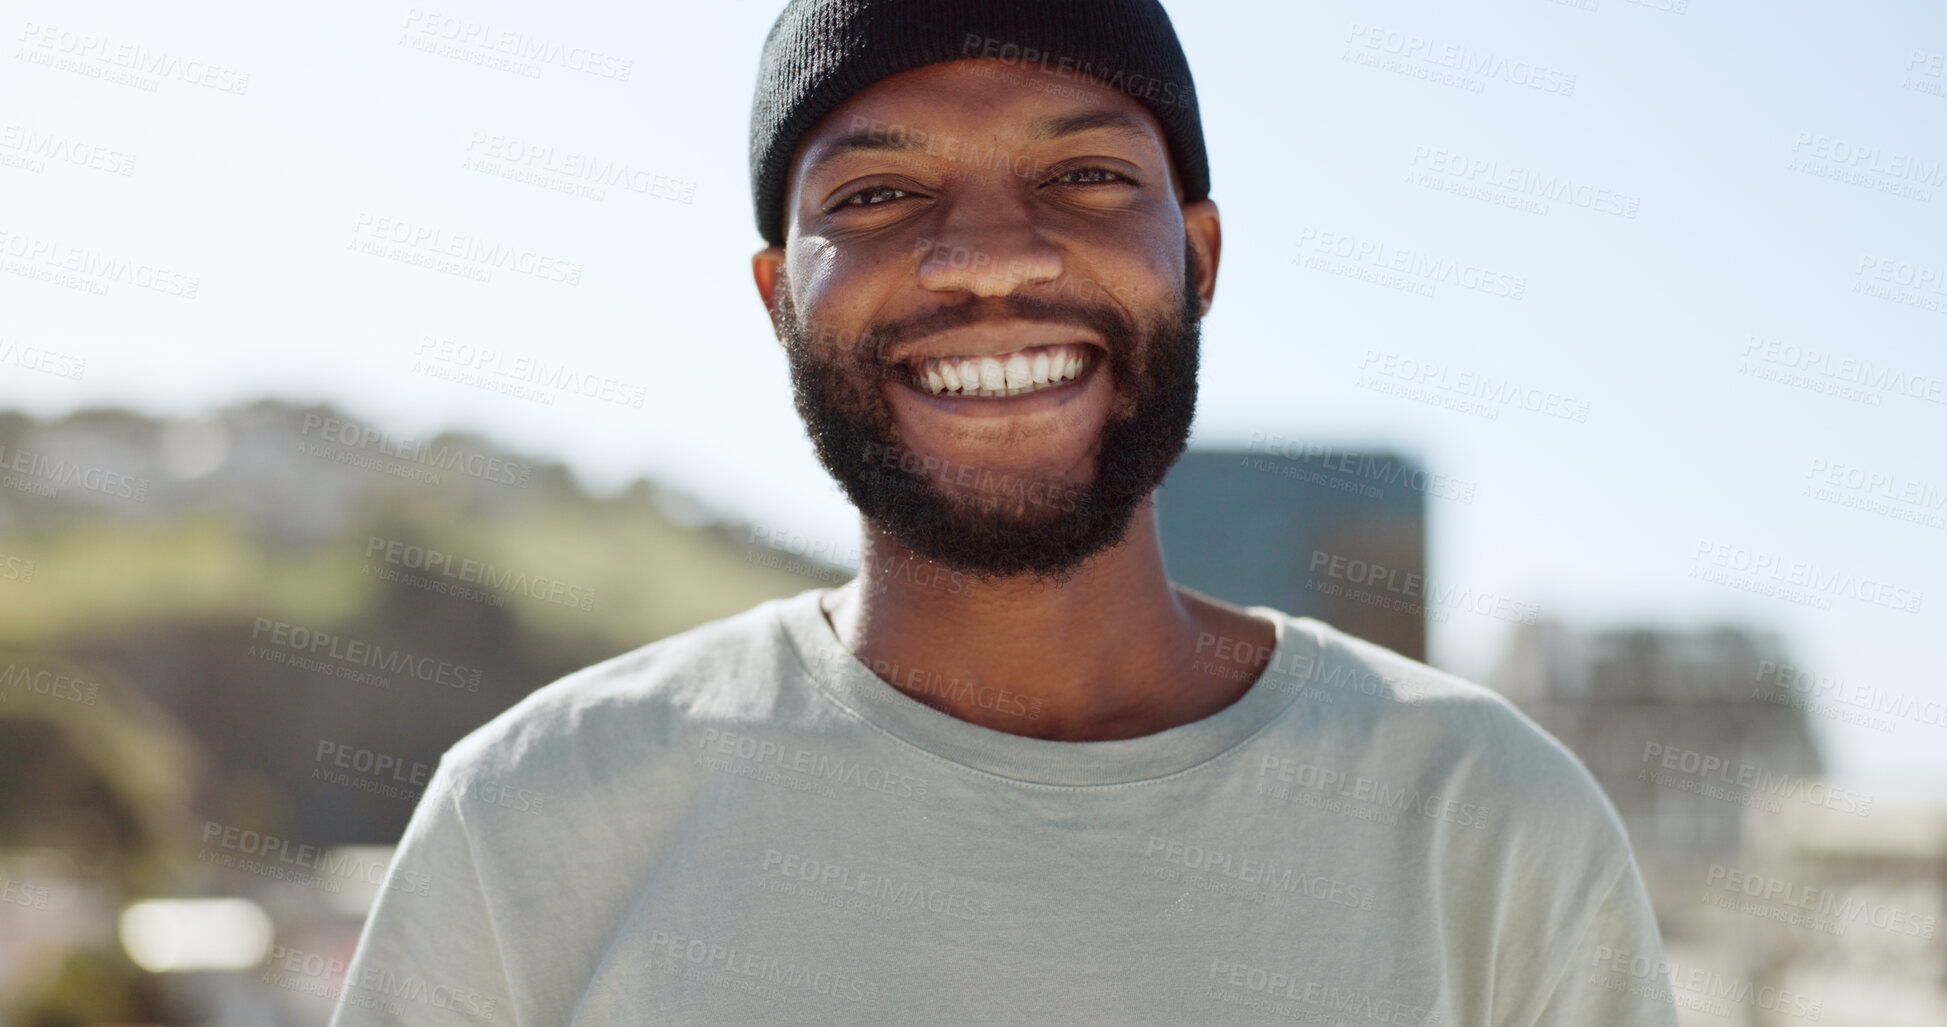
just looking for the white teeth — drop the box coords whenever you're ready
[912,343,1093,397]
[1004,353,1031,389]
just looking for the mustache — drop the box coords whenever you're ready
[841,294,1135,369]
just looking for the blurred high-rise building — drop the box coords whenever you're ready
[1155,446,1430,660]
[1489,621,1821,922]
[1489,622,1947,1024]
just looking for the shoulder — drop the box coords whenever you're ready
[434,589,822,793]
[1281,613,1630,853]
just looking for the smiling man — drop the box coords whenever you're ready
[332,2,1678,1025]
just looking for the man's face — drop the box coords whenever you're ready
[762,58,1217,585]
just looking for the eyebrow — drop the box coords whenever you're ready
[803,107,1154,179]
[1032,109,1152,142]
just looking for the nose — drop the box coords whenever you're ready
[914,229,1063,297]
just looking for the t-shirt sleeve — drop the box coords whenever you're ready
[1525,855,1680,1027]
[329,763,517,1027]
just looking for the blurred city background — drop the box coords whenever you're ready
[2,0,1942,1024]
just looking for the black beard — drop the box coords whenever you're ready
[777,243,1204,587]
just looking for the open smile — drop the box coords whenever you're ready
[902,342,1097,399]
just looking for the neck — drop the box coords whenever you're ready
[821,498,1277,741]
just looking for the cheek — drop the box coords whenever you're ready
[1085,254,1176,319]
[1133,239,1181,298]
[1067,224,1180,308]
[789,248,904,344]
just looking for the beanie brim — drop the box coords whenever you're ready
[750,0,1209,247]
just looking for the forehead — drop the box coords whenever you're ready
[787,58,1176,188]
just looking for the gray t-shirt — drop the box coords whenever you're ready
[330,588,1679,1026]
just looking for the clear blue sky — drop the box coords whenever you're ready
[3,0,1942,797]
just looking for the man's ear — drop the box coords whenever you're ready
[1181,199,1221,318]
[752,245,786,343]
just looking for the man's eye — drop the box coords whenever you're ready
[1048,167,1129,186]
[839,185,911,207]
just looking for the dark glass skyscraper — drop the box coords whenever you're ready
[1155,446,1431,660]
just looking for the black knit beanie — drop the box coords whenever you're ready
[749,0,1208,247]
